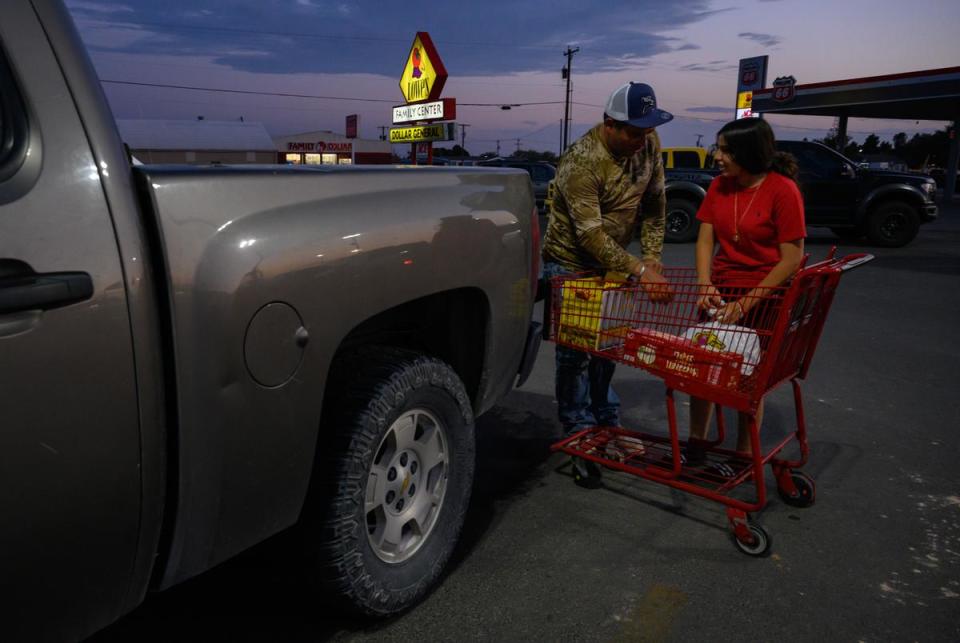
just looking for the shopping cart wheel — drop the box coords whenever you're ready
[732,523,772,557]
[777,471,816,508]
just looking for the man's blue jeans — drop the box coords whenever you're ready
[544,261,620,435]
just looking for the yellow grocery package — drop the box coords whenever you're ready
[557,274,638,351]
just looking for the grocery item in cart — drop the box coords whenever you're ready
[622,327,742,389]
[557,275,641,351]
[682,321,761,376]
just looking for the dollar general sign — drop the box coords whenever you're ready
[399,32,447,103]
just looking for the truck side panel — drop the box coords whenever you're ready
[30,0,169,620]
[136,166,535,588]
[0,1,144,639]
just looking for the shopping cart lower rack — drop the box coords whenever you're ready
[545,251,873,556]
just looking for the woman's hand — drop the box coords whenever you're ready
[714,299,745,325]
[697,284,723,311]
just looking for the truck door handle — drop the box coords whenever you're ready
[0,271,94,315]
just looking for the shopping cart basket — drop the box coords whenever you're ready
[546,250,873,555]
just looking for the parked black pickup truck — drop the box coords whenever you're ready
[663,140,939,247]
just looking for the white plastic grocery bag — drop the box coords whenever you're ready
[682,321,762,376]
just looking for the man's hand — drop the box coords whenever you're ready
[642,258,663,275]
[635,261,674,303]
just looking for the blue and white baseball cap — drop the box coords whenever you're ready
[604,82,673,128]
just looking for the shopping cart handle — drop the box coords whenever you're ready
[837,253,875,271]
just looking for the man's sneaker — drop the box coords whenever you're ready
[571,456,603,489]
[604,434,646,463]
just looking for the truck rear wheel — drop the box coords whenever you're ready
[664,198,700,243]
[304,347,475,616]
[866,201,919,247]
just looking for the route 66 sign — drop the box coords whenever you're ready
[772,76,797,103]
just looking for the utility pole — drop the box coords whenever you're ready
[378,125,388,141]
[561,46,580,155]
[515,138,520,155]
[496,139,501,156]
[459,123,471,153]
[695,133,704,148]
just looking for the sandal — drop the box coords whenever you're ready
[705,458,749,480]
[661,443,707,467]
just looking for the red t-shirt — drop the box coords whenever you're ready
[696,172,805,286]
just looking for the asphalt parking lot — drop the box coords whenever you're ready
[94,204,960,642]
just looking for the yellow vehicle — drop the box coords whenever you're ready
[662,147,710,169]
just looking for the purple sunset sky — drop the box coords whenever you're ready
[68,0,959,154]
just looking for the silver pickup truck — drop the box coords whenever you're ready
[0,1,541,640]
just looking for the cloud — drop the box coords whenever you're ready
[685,105,732,113]
[738,32,782,47]
[67,0,728,77]
[679,60,737,72]
[67,1,134,13]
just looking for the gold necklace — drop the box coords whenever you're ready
[732,176,766,243]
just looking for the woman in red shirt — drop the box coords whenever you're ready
[688,118,805,475]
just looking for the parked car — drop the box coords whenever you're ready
[661,140,938,247]
[0,1,542,640]
[478,158,557,222]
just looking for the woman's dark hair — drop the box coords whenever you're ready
[717,118,798,181]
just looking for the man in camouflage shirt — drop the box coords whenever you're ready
[542,82,674,487]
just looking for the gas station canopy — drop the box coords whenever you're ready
[751,66,960,200]
[751,66,960,120]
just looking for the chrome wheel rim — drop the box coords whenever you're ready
[365,408,449,563]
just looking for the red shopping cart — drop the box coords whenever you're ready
[546,250,873,555]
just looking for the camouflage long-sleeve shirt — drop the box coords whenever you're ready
[542,124,666,273]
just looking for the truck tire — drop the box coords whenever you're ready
[866,201,920,247]
[305,347,475,616]
[664,198,700,243]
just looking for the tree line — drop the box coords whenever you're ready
[817,127,952,169]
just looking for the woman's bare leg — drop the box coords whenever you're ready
[690,396,714,441]
[736,398,764,454]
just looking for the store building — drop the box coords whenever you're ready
[118,119,277,164]
[273,130,393,165]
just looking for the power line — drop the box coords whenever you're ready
[102,79,568,109]
[101,79,396,103]
[459,101,563,107]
